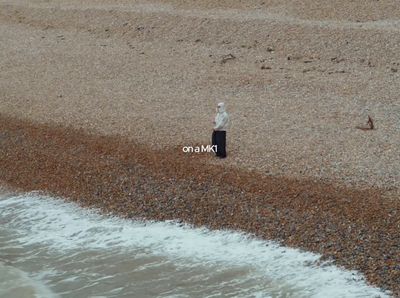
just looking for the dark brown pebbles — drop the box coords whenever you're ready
[0,114,399,296]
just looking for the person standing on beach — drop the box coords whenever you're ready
[212,102,229,158]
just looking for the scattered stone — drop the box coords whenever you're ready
[328,70,347,74]
[288,55,302,61]
[331,57,345,63]
[303,68,314,73]
[220,53,236,64]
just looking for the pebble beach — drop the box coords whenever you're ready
[0,0,399,296]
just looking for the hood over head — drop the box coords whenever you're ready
[217,102,226,113]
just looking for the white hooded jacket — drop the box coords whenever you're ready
[214,102,229,131]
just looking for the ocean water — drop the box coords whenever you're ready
[0,191,390,298]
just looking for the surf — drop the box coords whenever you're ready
[0,192,390,297]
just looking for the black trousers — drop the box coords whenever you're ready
[212,130,227,158]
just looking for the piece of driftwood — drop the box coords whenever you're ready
[367,115,374,129]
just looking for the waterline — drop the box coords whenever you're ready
[0,192,390,297]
